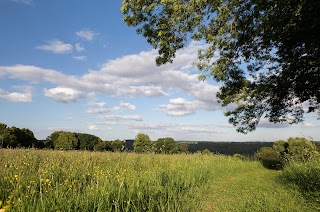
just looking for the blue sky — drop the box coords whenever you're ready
[0,0,319,141]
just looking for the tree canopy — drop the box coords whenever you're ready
[133,133,153,153]
[121,0,320,133]
[0,123,40,148]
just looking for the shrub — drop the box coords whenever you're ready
[233,153,247,160]
[256,137,319,169]
[202,149,212,155]
[284,137,319,163]
[282,159,320,194]
[255,147,282,169]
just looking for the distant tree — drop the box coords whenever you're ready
[255,147,282,169]
[154,137,178,154]
[54,132,79,150]
[2,127,18,148]
[133,133,153,153]
[111,139,126,152]
[0,123,7,134]
[202,149,212,155]
[94,140,113,152]
[0,124,38,148]
[46,131,64,149]
[0,123,8,147]
[20,128,38,147]
[177,143,188,154]
[76,133,102,150]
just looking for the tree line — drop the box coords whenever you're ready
[0,123,188,154]
[0,123,44,148]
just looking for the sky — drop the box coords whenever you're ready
[0,0,319,142]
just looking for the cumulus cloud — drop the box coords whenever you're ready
[257,118,291,128]
[88,125,99,130]
[73,56,87,61]
[86,107,113,114]
[87,101,107,107]
[86,101,136,114]
[126,121,224,139]
[44,87,86,103]
[0,41,221,114]
[302,122,320,128]
[76,30,97,41]
[0,88,32,102]
[10,0,32,5]
[75,43,85,52]
[100,115,143,121]
[36,40,73,54]
[119,102,136,110]
[160,98,197,116]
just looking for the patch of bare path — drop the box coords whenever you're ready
[201,165,314,211]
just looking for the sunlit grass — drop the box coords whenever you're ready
[0,149,318,211]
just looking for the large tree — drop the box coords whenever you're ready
[133,133,153,153]
[54,132,79,150]
[154,137,178,154]
[121,0,320,133]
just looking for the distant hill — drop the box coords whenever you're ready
[124,140,319,157]
[125,139,273,156]
[185,141,274,156]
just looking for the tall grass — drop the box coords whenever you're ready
[281,159,320,203]
[0,149,318,211]
[0,149,225,211]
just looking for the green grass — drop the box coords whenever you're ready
[0,149,318,211]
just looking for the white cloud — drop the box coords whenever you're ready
[87,101,107,107]
[36,40,73,54]
[257,118,291,128]
[0,42,221,114]
[160,98,197,116]
[76,30,97,41]
[302,122,320,128]
[100,115,143,121]
[126,121,225,139]
[86,107,113,114]
[75,43,85,52]
[44,87,86,103]
[88,125,99,130]
[0,88,32,102]
[119,102,136,110]
[11,0,32,5]
[73,56,87,61]
[86,101,136,114]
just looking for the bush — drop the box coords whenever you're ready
[202,149,212,155]
[282,159,320,194]
[255,147,282,169]
[256,137,319,169]
[233,153,247,160]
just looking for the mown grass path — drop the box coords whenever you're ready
[202,163,316,211]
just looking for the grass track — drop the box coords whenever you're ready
[202,162,316,211]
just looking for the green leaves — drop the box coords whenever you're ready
[122,0,320,133]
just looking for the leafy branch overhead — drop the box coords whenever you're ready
[121,0,320,133]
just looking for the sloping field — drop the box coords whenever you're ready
[0,149,317,211]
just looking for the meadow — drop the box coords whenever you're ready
[0,149,318,211]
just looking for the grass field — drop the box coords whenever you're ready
[0,149,318,211]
